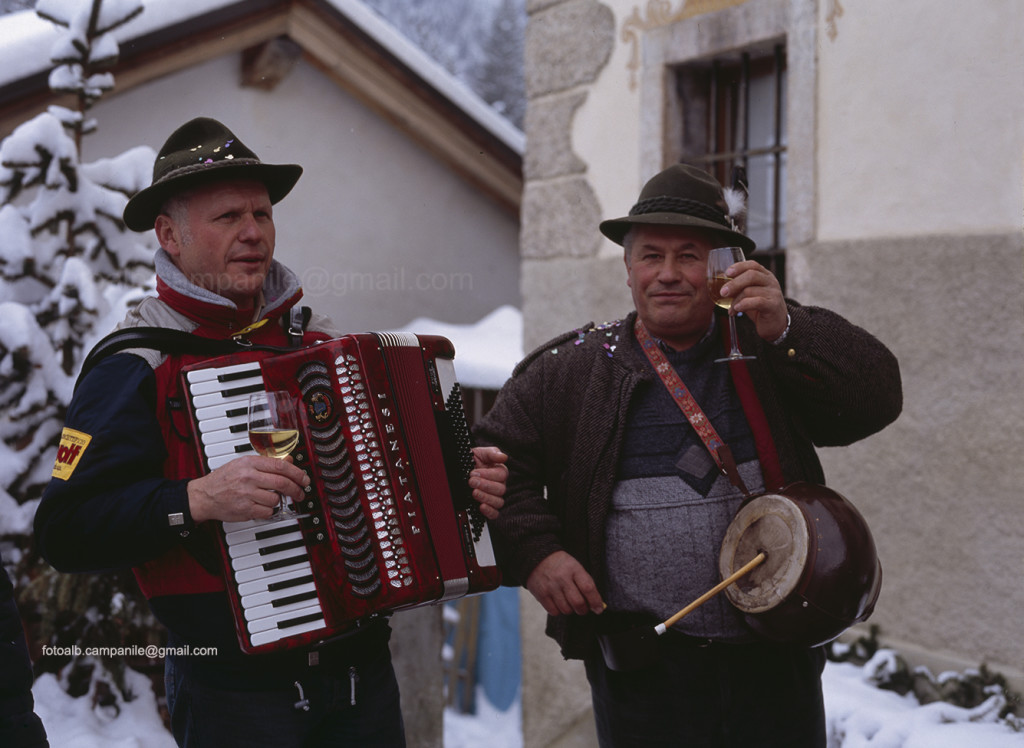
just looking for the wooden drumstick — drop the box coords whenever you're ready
[654,552,767,635]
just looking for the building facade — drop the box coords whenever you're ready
[519,0,1024,744]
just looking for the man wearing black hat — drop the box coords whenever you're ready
[34,118,509,748]
[473,164,902,746]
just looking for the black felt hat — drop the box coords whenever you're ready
[599,164,756,254]
[123,117,303,231]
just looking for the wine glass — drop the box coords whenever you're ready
[247,390,301,519]
[707,246,755,363]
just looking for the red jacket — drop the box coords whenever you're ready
[36,253,335,653]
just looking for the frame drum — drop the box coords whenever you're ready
[718,482,881,646]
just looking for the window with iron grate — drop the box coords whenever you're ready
[675,42,788,291]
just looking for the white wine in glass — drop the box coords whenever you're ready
[707,274,733,310]
[248,390,301,519]
[249,427,299,459]
[707,246,755,362]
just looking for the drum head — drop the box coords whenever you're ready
[718,494,809,614]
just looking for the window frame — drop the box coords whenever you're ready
[635,0,816,296]
[675,42,788,286]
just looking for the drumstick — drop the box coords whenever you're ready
[654,552,767,635]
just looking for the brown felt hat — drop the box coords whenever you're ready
[599,164,756,254]
[123,117,303,231]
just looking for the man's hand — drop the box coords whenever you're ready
[720,259,789,342]
[468,446,508,520]
[187,456,310,523]
[526,550,605,616]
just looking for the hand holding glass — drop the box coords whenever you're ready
[248,390,301,519]
[707,246,755,362]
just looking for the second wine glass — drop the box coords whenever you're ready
[707,246,755,363]
[247,390,301,519]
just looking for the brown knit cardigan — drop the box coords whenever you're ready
[473,304,903,660]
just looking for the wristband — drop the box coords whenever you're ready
[770,313,791,346]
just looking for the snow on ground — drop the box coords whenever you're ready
[822,660,1023,747]
[32,667,176,748]
[446,688,523,748]
[31,658,1022,747]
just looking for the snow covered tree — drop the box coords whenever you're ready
[0,0,160,706]
[0,0,36,12]
[0,0,154,528]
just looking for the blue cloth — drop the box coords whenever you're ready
[475,587,521,711]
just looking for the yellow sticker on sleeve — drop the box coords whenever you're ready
[52,428,92,481]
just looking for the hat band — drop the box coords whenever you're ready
[152,157,264,186]
[628,196,730,228]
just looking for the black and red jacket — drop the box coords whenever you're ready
[35,251,338,662]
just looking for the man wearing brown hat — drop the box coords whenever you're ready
[34,117,509,747]
[473,164,903,746]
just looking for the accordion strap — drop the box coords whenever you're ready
[76,316,306,391]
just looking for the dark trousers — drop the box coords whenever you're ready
[165,647,406,748]
[584,636,827,748]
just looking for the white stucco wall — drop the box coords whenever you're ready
[82,53,522,334]
[816,0,1024,239]
[574,0,1024,241]
[571,8,642,264]
[810,0,1024,680]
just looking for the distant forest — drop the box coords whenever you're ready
[362,0,526,128]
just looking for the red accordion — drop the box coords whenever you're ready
[182,333,500,654]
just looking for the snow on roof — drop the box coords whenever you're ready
[393,304,522,391]
[0,0,524,155]
[327,0,524,155]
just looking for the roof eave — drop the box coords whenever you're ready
[0,0,523,214]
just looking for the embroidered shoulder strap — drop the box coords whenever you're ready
[634,318,751,496]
